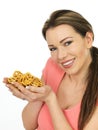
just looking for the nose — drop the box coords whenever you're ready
[57,47,67,60]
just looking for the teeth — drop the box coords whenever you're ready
[63,60,73,66]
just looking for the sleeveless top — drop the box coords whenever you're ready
[37,58,81,130]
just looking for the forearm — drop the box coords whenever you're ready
[46,92,73,130]
[22,101,43,130]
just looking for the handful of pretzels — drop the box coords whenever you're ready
[8,70,43,87]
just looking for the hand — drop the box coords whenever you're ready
[3,77,37,102]
[3,77,55,103]
[25,85,55,103]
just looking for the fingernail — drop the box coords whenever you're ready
[11,82,15,84]
[6,84,9,87]
[26,86,30,89]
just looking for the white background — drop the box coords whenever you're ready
[0,0,98,129]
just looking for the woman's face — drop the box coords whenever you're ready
[46,24,93,75]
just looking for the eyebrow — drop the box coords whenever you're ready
[60,37,73,43]
[48,45,54,47]
[48,36,73,47]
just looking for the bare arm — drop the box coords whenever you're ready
[45,91,73,130]
[27,85,73,130]
[22,101,43,130]
[3,77,43,130]
[3,77,98,130]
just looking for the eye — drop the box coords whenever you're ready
[64,41,73,46]
[49,47,57,52]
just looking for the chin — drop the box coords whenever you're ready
[63,68,77,75]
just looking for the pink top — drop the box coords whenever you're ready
[37,58,81,130]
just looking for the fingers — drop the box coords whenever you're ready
[3,79,52,102]
[26,86,46,93]
[12,89,32,102]
[25,85,52,102]
[11,81,26,92]
[3,78,42,102]
[3,77,9,83]
[5,82,33,102]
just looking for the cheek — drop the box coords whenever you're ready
[51,53,57,60]
[76,47,89,66]
[78,49,84,57]
[79,46,89,58]
[71,44,86,58]
[50,52,58,62]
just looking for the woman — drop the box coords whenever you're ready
[3,9,98,130]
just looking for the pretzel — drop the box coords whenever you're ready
[8,70,43,87]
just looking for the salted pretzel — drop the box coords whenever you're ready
[8,70,43,87]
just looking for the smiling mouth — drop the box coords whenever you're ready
[61,58,75,68]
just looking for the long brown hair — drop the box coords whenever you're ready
[42,10,98,130]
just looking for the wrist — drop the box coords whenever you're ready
[45,91,57,106]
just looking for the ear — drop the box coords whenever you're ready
[85,32,93,48]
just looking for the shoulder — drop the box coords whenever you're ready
[43,57,57,68]
[42,57,64,76]
[42,57,64,85]
[42,57,60,73]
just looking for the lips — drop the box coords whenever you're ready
[61,58,75,68]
